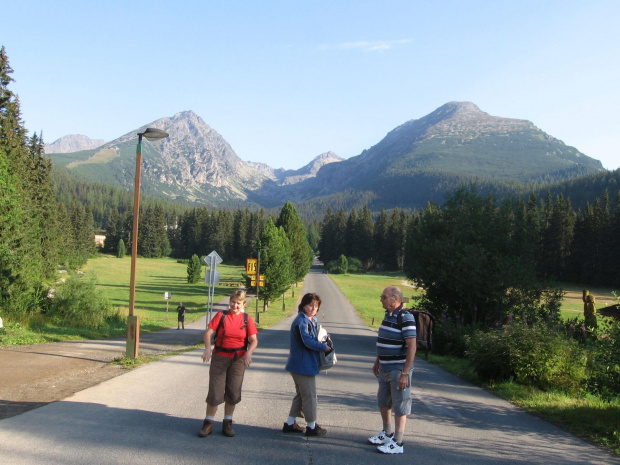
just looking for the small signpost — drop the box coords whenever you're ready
[250,275,265,287]
[204,251,223,326]
[164,291,171,315]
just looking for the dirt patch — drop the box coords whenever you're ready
[0,341,129,420]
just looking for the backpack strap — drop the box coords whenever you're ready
[213,310,249,359]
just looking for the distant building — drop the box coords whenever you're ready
[95,235,106,247]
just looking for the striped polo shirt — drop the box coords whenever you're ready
[377,307,417,370]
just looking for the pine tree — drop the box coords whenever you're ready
[319,208,346,264]
[104,208,121,254]
[373,210,389,269]
[117,239,126,258]
[187,254,202,283]
[258,219,293,309]
[0,46,59,316]
[357,206,375,268]
[276,201,313,284]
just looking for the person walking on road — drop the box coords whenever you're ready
[368,286,416,454]
[283,292,333,437]
[199,289,258,438]
[176,302,186,330]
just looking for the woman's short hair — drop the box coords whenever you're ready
[230,289,247,302]
[298,292,321,313]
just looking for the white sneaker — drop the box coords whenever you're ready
[368,430,393,445]
[377,438,404,454]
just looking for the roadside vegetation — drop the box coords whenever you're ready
[0,256,301,346]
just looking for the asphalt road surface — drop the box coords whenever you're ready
[0,265,617,464]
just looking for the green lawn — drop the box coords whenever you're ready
[83,254,301,330]
[328,271,423,328]
[83,255,245,326]
[559,284,617,314]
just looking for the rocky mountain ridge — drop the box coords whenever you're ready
[45,134,106,154]
[48,102,605,210]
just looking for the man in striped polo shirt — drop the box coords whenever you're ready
[368,286,416,454]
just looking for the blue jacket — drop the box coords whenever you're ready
[285,312,328,376]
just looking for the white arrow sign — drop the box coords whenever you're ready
[204,250,223,268]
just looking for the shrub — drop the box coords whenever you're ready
[431,314,472,357]
[117,239,126,258]
[325,255,349,274]
[586,317,620,400]
[346,257,365,273]
[187,254,202,283]
[466,321,587,393]
[47,272,112,328]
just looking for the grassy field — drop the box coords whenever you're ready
[560,285,617,315]
[83,254,301,330]
[83,255,245,326]
[327,271,423,328]
[0,255,301,345]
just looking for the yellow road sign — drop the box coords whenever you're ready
[250,275,265,287]
[246,258,258,276]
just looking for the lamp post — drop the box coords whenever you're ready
[127,127,169,358]
[255,246,269,324]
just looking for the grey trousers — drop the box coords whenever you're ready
[288,372,318,423]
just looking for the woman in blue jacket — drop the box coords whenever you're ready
[282,292,332,436]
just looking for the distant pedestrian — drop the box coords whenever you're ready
[368,286,416,454]
[282,292,333,436]
[177,302,186,330]
[199,289,258,438]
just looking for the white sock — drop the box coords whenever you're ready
[287,416,296,425]
[205,416,214,421]
[307,421,316,429]
[224,415,233,420]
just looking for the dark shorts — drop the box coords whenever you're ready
[377,368,412,416]
[206,353,247,406]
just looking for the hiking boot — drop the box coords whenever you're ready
[305,424,326,436]
[222,419,235,437]
[377,438,404,454]
[198,419,213,437]
[368,430,393,445]
[282,422,304,433]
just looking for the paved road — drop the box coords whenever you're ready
[0,266,617,464]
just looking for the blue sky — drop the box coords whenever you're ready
[4,0,619,170]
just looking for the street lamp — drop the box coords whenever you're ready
[127,127,169,358]
[255,246,269,324]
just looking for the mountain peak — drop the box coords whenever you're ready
[45,134,106,154]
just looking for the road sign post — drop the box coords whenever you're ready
[204,251,223,326]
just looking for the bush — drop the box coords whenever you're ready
[47,272,112,328]
[346,257,365,273]
[586,317,620,400]
[431,314,472,357]
[187,254,202,283]
[117,239,126,258]
[326,255,348,274]
[466,321,587,393]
